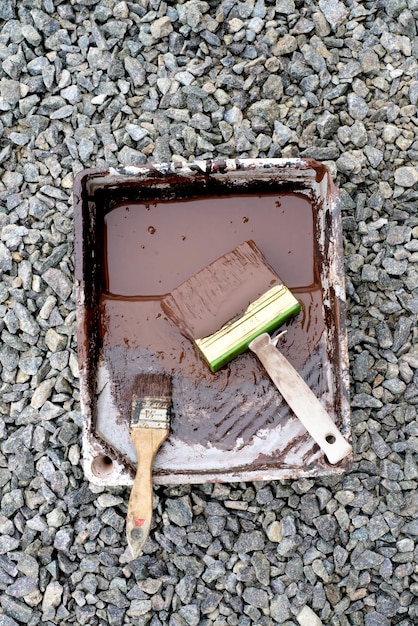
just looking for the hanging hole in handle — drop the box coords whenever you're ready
[325,434,337,445]
[91,454,114,478]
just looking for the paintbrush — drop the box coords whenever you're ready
[126,373,172,557]
[161,241,351,464]
[162,240,302,372]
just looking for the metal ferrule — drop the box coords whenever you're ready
[131,397,171,429]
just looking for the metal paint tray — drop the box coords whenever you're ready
[74,158,352,486]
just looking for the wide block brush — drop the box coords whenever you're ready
[126,373,172,557]
[161,241,351,465]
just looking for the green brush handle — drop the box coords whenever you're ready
[249,333,352,464]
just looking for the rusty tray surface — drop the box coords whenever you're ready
[74,158,352,486]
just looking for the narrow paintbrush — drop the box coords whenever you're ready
[126,373,172,558]
[161,241,352,465]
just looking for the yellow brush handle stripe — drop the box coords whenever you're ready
[126,427,169,558]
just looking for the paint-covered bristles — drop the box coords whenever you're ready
[132,373,172,400]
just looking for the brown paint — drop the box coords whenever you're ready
[103,193,315,296]
[99,192,328,452]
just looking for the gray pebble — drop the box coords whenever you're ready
[365,612,390,626]
[99,589,130,608]
[0,616,21,626]
[175,576,196,604]
[270,595,291,622]
[178,605,199,626]
[78,139,95,163]
[369,513,390,541]
[273,121,293,147]
[360,49,381,75]
[101,508,124,533]
[23,164,39,183]
[352,549,385,570]
[0,79,20,105]
[350,121,367,147]
[50,105,74,120]
[0,0,15,19]
[235,531,265,554]
[124,57,146,87]
[201,590,222,614]
[107,605,126,626]
[319,0,348,28]
[392,316,412,352]
[301,44,326,73]
[247,100,280,125]
[242,587,269,608]
[251,551,270,585]
[394,166,418,188]
[1,225,28,249]
[202,560,226,583]
[262,75,283,100]
[361,265,379,282]
[0,242,12,272]
[1,490,24,517]
[381,31,411,55]
[30,378,55,409]
[150,16,173,39]
[302,146,340,160]
[126,123,149,142]
[0,597,33,624]
[9,132,30,146]
[364,145,383,168]
[347,93,369,120]
[42,268,72,301]
[6,577,38,598]
[317,111,339,139]
[173,555,204,577]
[276,0,295,14]
[0,536,20,556]
[53,528,73,551]
[224,107,243,125]
[313,514,337,541]
[119,146,147,166]
[382,258,408,276]
[13,303,39,336]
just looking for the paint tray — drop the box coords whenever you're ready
[74,158,351,486]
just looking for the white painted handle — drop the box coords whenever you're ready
[249,334,352,464]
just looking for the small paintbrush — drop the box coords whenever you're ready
[126,373,172,557]
[161,241,351,464]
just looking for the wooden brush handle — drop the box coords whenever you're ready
[127,427,169,558]
[249,334,352,464]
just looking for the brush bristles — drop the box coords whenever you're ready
[161,241,284,340]
[132,373,172,400]
[131,373,172,430]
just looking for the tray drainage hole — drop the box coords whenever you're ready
[325,434,336,445]
[92,454,114,478]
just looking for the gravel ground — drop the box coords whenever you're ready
[1,0,418,624]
